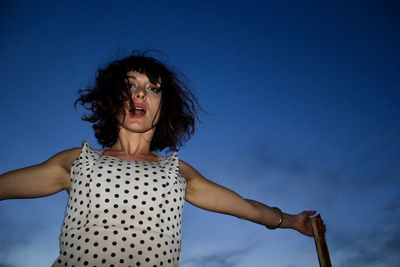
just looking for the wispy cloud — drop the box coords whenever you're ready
[323,194,400,267]
[333,229,400,267]
[0,209,60,267]
[181,241,257,267]
[234,138,400,267]
[238,138,399,202]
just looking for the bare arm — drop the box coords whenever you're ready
[180,160,315,236]
[0,148,81,200]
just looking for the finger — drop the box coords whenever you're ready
[304,210,317,217]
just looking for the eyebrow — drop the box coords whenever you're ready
[126,75,160,86]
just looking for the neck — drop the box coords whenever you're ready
[110,128,154,156]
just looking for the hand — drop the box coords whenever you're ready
[292,210,317,237]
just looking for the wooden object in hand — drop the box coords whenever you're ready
[310,214,332,267]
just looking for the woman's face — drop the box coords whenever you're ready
[118,71,162,134]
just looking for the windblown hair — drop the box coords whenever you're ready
[76,53,199,151]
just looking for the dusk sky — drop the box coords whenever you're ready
[0,1,399,266]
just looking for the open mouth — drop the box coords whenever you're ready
[129,103,146,115]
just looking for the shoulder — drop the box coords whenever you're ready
[51,147,82,160]
[178,159,202,182]
[45,147,82,171]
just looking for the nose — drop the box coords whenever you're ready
[133,86,146,99]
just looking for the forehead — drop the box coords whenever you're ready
[126,71,161,84]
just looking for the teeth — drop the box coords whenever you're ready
[130,107,145,113]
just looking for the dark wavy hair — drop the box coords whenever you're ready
[76,53,199,151]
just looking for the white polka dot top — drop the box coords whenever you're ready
[53,142,186,267]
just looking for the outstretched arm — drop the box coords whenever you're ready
[0,148,81,200]
[180,160,315,236]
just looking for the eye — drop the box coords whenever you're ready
[128,83,138,91]
[147,86,162,94]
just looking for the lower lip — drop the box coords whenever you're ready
[129,110,146,118]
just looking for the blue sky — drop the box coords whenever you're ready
[0,1,399,266]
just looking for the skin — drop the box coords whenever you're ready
[0,72,316,237]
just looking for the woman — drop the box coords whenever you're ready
[0,54,316,266]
